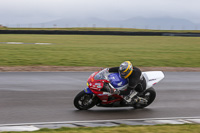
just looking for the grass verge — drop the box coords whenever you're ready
[0,34,199,67]
[3,124,200,133]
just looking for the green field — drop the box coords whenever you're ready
[3,124,200,133]
[0,34,199,67]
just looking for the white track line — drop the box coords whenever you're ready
[1,116,200,127]
[1,116,200,132]
[0,42,53,45]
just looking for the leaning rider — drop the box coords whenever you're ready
[108,61,147,104]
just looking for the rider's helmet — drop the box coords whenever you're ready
[119,61,133,79]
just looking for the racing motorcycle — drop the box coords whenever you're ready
[74,68,164,110]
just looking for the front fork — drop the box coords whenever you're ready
[83,87,98,104]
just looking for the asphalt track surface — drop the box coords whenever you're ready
[0,71,199,125]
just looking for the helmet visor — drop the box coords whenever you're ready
[119,69,131,78]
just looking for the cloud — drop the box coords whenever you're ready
[0,0,200,24]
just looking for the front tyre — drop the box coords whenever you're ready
[74,90,96,110]
[134,87,156,109]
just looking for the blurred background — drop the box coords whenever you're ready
[0,0,200,30]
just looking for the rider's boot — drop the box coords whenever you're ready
[134,96,148,105]
[124,91,148,105]
[123,91,138,103]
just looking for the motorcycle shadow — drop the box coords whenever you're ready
[73,107,153,113]
[72,108,155,120]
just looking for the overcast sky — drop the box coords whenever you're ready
[0,0,200,25]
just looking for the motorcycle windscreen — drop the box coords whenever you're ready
[108,73,128,90]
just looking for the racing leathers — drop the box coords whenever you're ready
[108,66,146,103]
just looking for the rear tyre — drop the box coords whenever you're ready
[133,87,156,109]
[74,90,96,110]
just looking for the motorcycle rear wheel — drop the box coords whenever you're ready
[74,90,96,110]
[133,87,156,109]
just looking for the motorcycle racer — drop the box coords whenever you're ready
[108,61,147,104]
[74,62,164,110]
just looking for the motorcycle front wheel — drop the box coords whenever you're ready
[74,90,96,110]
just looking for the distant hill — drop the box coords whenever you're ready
[9,17,200,30]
